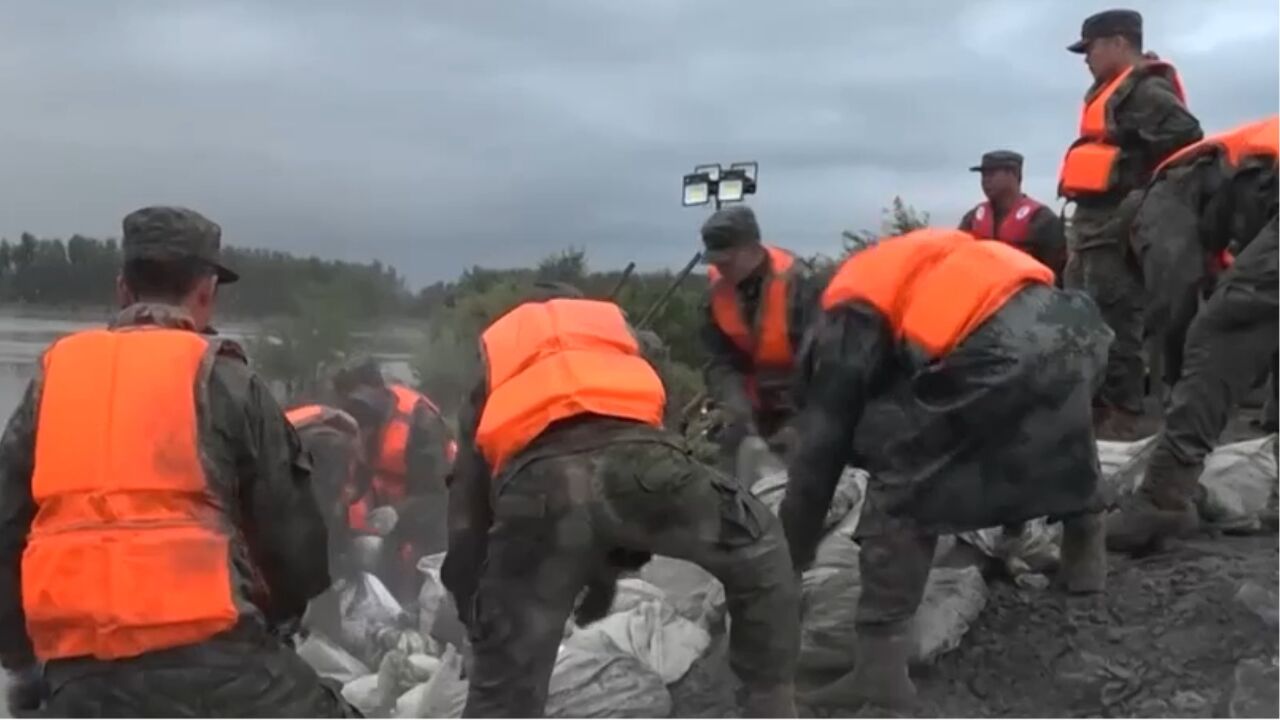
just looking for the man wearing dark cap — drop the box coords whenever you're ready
[1058,8,1203,440]
[442,282,800,717]
[959,150,1066,281]
[0,207,353,716]
[699,205,822,474]
[332,356,456,602]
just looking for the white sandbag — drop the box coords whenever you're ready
[609,578,669,615]
[569,591,711,683]
[393,682,430,719]
[338,572,408,665]
[799,566,988,671]
[296,631,371,684]
[1097,437,1156,499]
[957,519,1062,576]
[416,552,448,639]
[341,674,385,717]
[638,556,725,627]
[418,645,469,719]
[751,467,867,530]
[545,645,672,718]
[911,566,988,662]
[1198,435,1278,533]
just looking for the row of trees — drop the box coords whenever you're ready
[0,234,408,319]
[2,197,930,416]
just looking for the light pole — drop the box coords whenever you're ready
[682,162,759,210]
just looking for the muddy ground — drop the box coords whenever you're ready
[669,532,1278,719]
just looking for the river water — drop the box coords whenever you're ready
[0,312,420,421]
[0,312,256,420]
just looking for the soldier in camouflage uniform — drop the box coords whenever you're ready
[782,229,1112,713]
[0,207,355,717]
[1059,9,1203,439]
[699,206,824,469]
[442,282,799,718]
[1108,117,1279,553]
[334,358,454,600]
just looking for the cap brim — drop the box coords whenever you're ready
[1067,39,1089,53]
[702,249,733,265]
[968,165,984,172]
[214,264,239,284]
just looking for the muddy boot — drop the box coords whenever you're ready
[801,627,916,713]
[1056,512,1106,594]
[741,683,797,718]
[1106,454,1202,554]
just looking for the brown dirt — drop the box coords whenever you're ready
[668,533,1279,718]
[913,534,1278,718]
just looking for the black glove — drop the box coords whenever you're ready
[6,664,48,715]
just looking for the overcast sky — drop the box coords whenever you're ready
[1,0,1276,287]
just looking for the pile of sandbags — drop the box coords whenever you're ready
[389,575,712,718]
[957,435,1280,574]
[295,567,440,717]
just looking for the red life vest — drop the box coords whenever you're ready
[967,196,1045,246]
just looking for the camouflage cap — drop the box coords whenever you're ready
[333,356,386,395]
[700,205,762,263]
[1068,9,1142,53]
[969,150,1024,173]
[122,206,238,283]
[527,280,586,302]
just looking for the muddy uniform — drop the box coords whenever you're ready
[287,404,367,575]
[958,201,1067,281]
[701,251,823,457]
[443,298,799,718]
[1109,117,1279,550]
[343,383,454,600]
[781,229,1111,711]
[1060,60,1202,425]
[0,304,353,717]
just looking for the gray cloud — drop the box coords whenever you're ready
[1,0,1276,286]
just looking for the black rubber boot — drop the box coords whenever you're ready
[1056,512,1106,594]
[801,626,916,714]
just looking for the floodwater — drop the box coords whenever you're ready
[0,312,255,420]
[0,312,418,422]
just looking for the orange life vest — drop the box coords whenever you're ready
[348,384,453,532]
[1154,115,1279,178]
[707,245,797,408]
[23,327,241,661]
[475,298,666,473]
[1059,61,1188,198]
[967,196,1045,246]
[1154,116,1279,274]
[822,229,1055,358]
[286,403,360,437]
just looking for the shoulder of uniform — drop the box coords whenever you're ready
[209,346,259,400]
[212,337,249,364]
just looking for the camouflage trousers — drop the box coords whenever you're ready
[1064,204,1147,414]
[43,626,359,718]
[464,424,800,718]
[1150,217,1280,492]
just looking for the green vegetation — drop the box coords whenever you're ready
[1,198,929,415]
